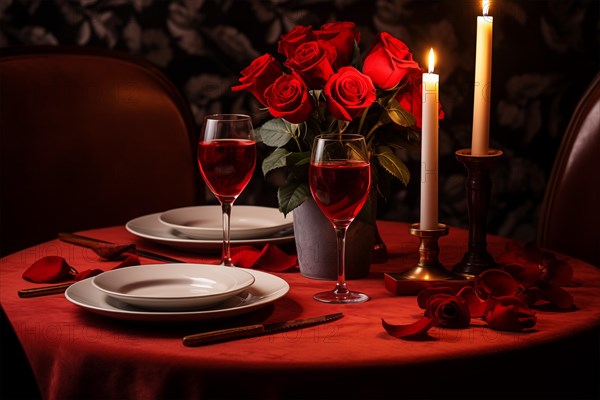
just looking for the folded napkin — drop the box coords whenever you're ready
[231,244,298,271]
[22,242,140,283]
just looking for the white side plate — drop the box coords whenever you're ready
[159,205,293,240]
[92,264,255,311]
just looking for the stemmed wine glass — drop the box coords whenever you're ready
[197,114,256,266]
[309,134,371,303]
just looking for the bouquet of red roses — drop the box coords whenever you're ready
[233,21,441,217]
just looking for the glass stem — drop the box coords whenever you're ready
[334,225,349,295]
[221,201,233,266]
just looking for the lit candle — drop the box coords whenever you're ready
[421,48,439,230]
[472,0,493,155]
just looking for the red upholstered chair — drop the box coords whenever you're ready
[0,46,202,256]
[537,73,600,267]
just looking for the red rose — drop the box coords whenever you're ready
[285,41,336,89]
[232,54,283,106]
[314,21,359,69]
[264,73,314,124]
[395,73,444,128]
[324,66,376,121]
[396,75,423,127]
[277,25,316,59]
[425,294,471,328]
[484,296,537,332]
[362,32,421,90]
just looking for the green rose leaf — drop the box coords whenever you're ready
[387,98,416,128]
[262,148,291,176]
[278,181,310,216]
[376,146,410,186]
[256,118,294,148]
[285,151,311,167]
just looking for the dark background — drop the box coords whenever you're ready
[1,0,598,243]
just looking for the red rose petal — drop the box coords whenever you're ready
[484,296,536,332]
[457,286,488,318]
[537,285,575,309]
[542,259,573,287]
[22,256,77,283]
[476,269,519,299]
[382,317,438,339]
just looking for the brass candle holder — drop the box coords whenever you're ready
[453,148,503,276]
[401,223,457,280]
[383,223,472,296]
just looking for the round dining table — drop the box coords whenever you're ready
[1,220,599,400]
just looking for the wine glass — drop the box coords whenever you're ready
[197,114,256,266]
[309,134,371,303]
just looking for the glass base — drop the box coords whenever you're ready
[313,290,369,304]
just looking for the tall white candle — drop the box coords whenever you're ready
[472,0,493,155]
[421,48,439,230]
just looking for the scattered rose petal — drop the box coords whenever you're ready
[502,262,541,287]
[382,317,438,338]
[456,286,488,318]
[484,296,537,332]
[542,259,573,287]
[475,269,519,300]
[22,256,77,283]
[525,284,575,309]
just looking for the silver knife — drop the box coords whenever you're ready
[182,313,344,347]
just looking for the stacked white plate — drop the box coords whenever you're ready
[125,206,295,251]
[65,264,290,322]
[159,205,293,240]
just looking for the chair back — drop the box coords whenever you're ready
[537,73,600,266]
[0,46,201,256]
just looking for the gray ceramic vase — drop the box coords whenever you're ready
[292,196,375,280]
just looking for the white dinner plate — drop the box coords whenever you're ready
[65,269,290,322]
[125,211,294,252]
[91,264,255,311]
[159,206,293,240]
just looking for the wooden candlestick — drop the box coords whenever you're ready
[453,148,502,276]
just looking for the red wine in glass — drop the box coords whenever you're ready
[309,134,371,304]
[198,139,256,202]
[197,114,256,266]
[310,160,371,223]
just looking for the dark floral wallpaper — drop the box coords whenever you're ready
[1,0,598,244]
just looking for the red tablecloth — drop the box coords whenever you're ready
[1,221,599,399]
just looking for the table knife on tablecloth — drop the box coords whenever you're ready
[182,313,344,347]
[58,232,184,264]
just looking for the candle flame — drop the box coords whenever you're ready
[483,0,490,16]
[428,48,435,73]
